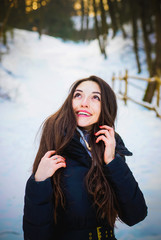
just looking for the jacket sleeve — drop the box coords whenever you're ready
[23,174,55,240]
[104,154,148,226]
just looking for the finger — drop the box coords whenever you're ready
[51,155,66,161]
[55,162,66,170]
[99,125,115,136]
[44,150,56,158]
[99,125,113,129]
[95,129,111,139]
[96,135,109,145]
[54,158,66,164]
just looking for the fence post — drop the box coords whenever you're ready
[124,69,128,105]
[112,73,115,90]
[156,76,160,108]
[118,71,122,94]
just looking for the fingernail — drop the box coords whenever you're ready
[94,133,97,135]
[99,126,102,128]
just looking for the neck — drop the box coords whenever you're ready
[78,125,92,132]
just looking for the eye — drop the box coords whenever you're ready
[92,95,101,101]
[73,92,81,98]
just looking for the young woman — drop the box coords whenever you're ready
[23,75,147,240]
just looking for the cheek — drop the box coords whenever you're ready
[95,103,101,117]
[72,100,76,110]
[72,99,79,112]
[97,110,101,119]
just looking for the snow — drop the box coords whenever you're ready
[0,28,161,240]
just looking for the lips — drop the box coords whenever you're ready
[76,110,92,117]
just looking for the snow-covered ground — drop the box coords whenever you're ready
[0,29,161,240]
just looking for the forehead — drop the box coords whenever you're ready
[75,81,101,93]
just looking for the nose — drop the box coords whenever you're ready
[81,96,89,108]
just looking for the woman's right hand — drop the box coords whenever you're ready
[35,150,66,182]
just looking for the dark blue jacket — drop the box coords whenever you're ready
[23,133,147,240]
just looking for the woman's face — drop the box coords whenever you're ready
[72,80,101,130]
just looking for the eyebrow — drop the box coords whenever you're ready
[75,89,101,95]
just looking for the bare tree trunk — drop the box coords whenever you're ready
[139,0,153,76]
[83,0,90,39]
[130,0,141,73]
[99,0,108,58]
[100,0,108,35]
[93,0,101,47]
[146,0,154,34]
[17,0,27,28]
[0,0,13,44]
[115,0,127,38]
[93,0,107,58]
[38,0,44,39]
[143,0,161,103]
[0,0,6,29]
[81,0,85,31]
[107,0,118,37]
[139,0,156,102]
[153,0,161,74]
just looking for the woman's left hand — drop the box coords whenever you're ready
[95,125,116,164]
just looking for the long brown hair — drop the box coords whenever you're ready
[32,75,118,227]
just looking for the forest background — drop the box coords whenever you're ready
[1,0,161,103]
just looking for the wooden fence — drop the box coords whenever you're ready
[112,70,161,118]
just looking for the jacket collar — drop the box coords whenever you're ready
[63,131,132,168]
[63,131,92,168]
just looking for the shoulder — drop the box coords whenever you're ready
[115,132,133,157]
